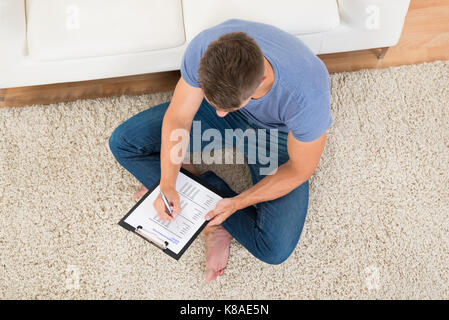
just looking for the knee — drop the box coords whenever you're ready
[108,127,120,152]
[108,125,127,158]
[255,234,298,265]
[259,245,294,265]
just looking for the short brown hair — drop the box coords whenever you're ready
[198,32,265,110]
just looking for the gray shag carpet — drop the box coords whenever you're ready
[0,61,448,299]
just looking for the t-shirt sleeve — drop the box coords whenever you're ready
[285,88,333,143]
[180,32,205,88]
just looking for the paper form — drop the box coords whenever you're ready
[124,172,223,254]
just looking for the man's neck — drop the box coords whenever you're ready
[251,57,275,100]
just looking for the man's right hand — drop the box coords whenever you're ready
[156,76,203,221]
[153,187,181,221]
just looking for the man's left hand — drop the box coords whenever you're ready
[205,198,238,226]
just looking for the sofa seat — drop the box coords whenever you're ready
[26,0,186,61]
[182,0,340,42]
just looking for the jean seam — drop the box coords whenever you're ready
[257,204,266,231]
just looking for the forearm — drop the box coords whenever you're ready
[205,131,326,226]
[233,161,310,210]
[160,109,191,190]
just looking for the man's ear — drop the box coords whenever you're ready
[216,110,229,117]
[256,76,267,90]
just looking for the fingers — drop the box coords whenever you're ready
[205,209,216,222]
[208,215,222,226]
[163,189,181,218]
[153,195,174,221]
[206,209,223,226]
[171,197,181,216]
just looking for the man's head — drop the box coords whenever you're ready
[198,32,265,115]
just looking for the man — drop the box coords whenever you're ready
[109,19,332,282]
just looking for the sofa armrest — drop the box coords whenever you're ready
[337,0,410,46]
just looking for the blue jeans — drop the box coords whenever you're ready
[109,98,309,264]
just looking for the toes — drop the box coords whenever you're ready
[206,269,219,283]
[206,268,226,282]
[132,187,147,201]
[131,193,141,201]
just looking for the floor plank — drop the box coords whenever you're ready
[0,71,180,108]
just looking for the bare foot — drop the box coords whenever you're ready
[132,184,148,201]
[203,224,232,283]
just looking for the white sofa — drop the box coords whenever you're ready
[0,0,410,89]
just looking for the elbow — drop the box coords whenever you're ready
[290,165,314,187]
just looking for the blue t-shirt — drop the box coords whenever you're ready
[181,19,332,142]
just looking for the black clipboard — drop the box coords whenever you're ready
[118,168,228,260]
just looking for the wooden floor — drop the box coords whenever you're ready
[320,0,449,73]
[1,0,448,108]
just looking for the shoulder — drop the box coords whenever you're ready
[276,55,331,122]
[278,55,330,105]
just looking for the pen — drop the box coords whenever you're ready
[159,189,173,217]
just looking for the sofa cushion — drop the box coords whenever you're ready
[182,0,340,42]
[26,0,185,61]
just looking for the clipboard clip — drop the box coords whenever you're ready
[135,225,168,250]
